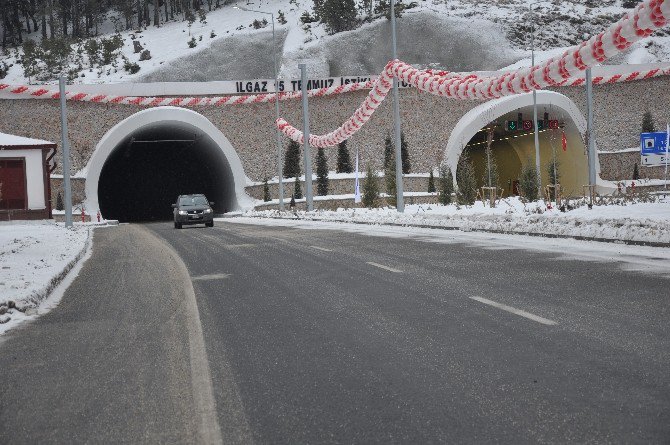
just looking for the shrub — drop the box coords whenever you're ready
[263,178,271,202]
[100,34,123,65]
[633,162,640,180]
[438,165,454,205]
[316,147,329,196]
[277,10,287,25]
[642,111,656,133]
[283,140,301,178]
[400,131,411,174]
[385,152,397,207]
[300,11,318,24]
[428,169,436,193]
[362,164,379,208]
[188,37,197,48]
[336,140,353,173]
[519,159,539,201]
[123,58,140,74]
[456,152,477,205]
[294,176,303,199]
[84,39,101,67]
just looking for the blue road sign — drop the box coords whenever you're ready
[640,132,669,166]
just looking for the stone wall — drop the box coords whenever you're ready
[2,76,668,184]
[253,194,438,211]
[245,175,431,201]
[598,151,669,181]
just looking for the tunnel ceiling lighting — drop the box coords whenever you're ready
[465,128,551,149]
[130,139,197,144]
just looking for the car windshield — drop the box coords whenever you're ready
[179,196,208,206]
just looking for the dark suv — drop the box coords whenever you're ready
[173,194,214,229]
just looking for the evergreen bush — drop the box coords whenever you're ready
[384,133,393,169]
[316,147,329,196]
[294,176,303,199]
[362,165,379,208]
[642,111,656,133]
[456,152,477,205]
[385,153,397,207]
[633,162,640,180]
[438,166,454,205]
[319,0,358,33]
[263,178,271,202]
[283,140,301,178]
[336,140,353,173]
[401,131,411,174]
[56,192,64,211]
[428,169,436,193]
[519,159,539,201]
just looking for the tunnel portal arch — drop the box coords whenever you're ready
[444,91,610,195]
[85,107,253,221]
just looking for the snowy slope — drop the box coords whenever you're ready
[0,0,669,85]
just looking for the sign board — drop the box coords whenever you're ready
[232,76,413,94]
[640,131,669,166]
[506,119,560,132]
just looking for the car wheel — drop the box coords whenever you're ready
[206,221,213,228]
[175,222,182,229]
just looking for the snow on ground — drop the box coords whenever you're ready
[0,221,91,335]
[239,196,670,246]
[1,0,669,85]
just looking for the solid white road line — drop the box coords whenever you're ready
[366,262,403,273]
[470,296,557,326]
[310,246,333,252]
[191,273,231,281]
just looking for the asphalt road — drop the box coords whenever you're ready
[1,221,669,443]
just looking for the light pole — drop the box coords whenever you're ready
[234,5,285,210]
[390,0,405,213]
[529,2,544,195]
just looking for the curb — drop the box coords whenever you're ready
[245,215,670,249]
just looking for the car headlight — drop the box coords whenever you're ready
[178,210,187,215]
[204,208,212,214]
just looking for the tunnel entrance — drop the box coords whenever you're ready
[97,121,236,222]
[445,92,594,198]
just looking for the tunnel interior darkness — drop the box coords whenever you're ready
[98,121,236,222]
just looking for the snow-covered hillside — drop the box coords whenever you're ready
[0,0,668,85]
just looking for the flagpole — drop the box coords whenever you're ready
[665,123,669,196]
[354,147,361,204]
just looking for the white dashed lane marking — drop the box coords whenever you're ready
[470,296,557,326]
[366,262,403,273]
[191,273,231,281]
[310,246,333,252]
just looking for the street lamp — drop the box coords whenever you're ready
[233,5,285,210]
[529,1,545,195]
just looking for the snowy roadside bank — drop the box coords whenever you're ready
[241,198,670,247]
[0,221,92,335]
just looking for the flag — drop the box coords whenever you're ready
[354,148,361,203]
[561,131,567,152]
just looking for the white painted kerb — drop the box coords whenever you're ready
[84,106,253,214]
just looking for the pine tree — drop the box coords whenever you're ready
[263,178,271,202]
[294,176,303,199]
[519,159,539,201]
[336,140,353,173]
[385,152,397,207]
[633,162,640,180]
[401,131,411,174]
[362,164,379,208]
[283,140,301,179]
[438,165,454,205]
[316,147,329,196]
[456,152,477,205]
[56,192,64,211]
[384,133,393,170]
[428,169,436,193]
[319,0,357,34]
[642,111,656,133]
